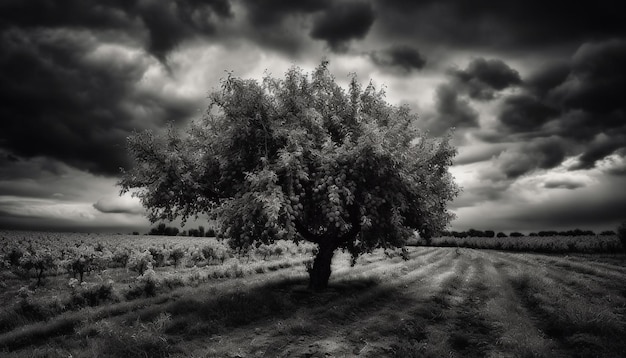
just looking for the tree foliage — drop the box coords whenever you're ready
[119,62,459,289]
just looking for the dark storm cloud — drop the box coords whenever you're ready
[369,45,426,73]
[310,1,375,52]
[551,39,626,114]
[123,0,233,61]
[494,137,567,179]
[375,0,626,50]
[524,61,571,97]
[493,39,626,171]
[450,58,521,100]
[497,94,560,133]
[543,178,586,190]
[569,134,626,171]
[422,84,479,137]
[243,0,330,26]
[236,0,331,55]
[0,0,233,61]
[0,28,196,175]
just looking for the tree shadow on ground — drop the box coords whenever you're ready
[130,268,503,357]
[132,276,390,340]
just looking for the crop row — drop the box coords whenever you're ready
[0,231,315,287]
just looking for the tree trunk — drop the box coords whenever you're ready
[308,242,336,291]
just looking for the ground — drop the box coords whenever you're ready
[1,244,625,357]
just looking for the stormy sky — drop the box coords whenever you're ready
[1,0,625,233]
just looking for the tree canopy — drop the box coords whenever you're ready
[119,61,459,290]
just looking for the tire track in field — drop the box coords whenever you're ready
[492,251,626,311]
[488,251,626,298]
[412,251,503,358]
[566,255,626,275]
[502,257,626,358]
[354,249,497,358]
[525,254,626,285]
[503,252,626,303]
[281,249,467,358]
[475,254,565,358]
[490,252,616,309]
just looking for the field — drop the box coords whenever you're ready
[1,231,625,357]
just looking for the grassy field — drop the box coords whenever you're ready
[1,237,625,358]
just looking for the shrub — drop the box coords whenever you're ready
[94,313,173,357]
[138,269,159,296]
[6,248,23,267]
[70,280,116,308]
[67,253,95,282]
[19,250,56,286]
[148,247,167,267]
[128,250,154,275]
[189,248,205,266]
[112,248,131,268]
[169,248,185,267]
[201,245,215,262]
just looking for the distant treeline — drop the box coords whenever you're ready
[441,229,616,238]
[147,223,216,237]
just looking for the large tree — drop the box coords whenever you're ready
[119,62,459,290]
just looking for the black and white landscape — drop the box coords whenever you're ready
[0,1,625,357]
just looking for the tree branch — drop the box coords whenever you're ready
[294,219,322,244]
[338,202,361,244]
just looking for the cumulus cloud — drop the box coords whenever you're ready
[93,195,144,215]
[551,39,626,114]
[497,94,559,133]
[492,137,568,179]
[421,84,479,137]
[0,0,233,62]
[0,28,197,175]
[449,58,521,100]
[243,0,329,26]
[569,133,626,170]
[310,1,375,52]
[492,39,626,170]
[543,178,587,190]
[0,196,96,220]
[369,45,426,73]
[374,0,626,50]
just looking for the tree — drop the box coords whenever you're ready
[119,62,459,290]
[467,229,484,238]
[149,223,180,236]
